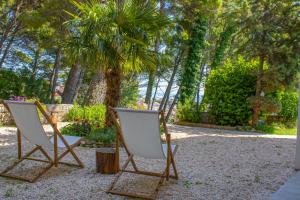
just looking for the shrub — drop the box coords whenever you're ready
[255,122,276,133]
[0,69,49,102]
[60,122,116,144]
[276,91,298,124]
[86,126,116,144]
[66,104,106,127]
[176,101,202,123]
[204,57,257,126]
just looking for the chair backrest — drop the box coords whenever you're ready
[115,108,165,159]
[4,101,53,149]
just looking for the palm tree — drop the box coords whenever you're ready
[66,0,168,125]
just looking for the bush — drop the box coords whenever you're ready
[60,122,116,144]
[276,91,298,124]
[66,104,106,127]
[255,123,276,133]
[205,57,257,126]
[0,69,49,102]
[86,126,116,144]
[176,101,202,123]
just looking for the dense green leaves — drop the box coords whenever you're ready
[205,57,257,126]
[179,17,208,104]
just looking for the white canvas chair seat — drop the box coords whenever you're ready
[50,135,81,148]
[0,100,84,183]
[107,108,179,200]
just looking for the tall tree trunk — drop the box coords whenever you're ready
[145,71,155,107]
[62,63,84,104]
[0,3,21,51]
[144,1,164,108]
[252,53,264,126]
[105,67,121,127]
[166,86,180,122]
[0,23,20,68]
[50,48,61,103]
[211,24,235,69]
[31,47,40,80]
[196,62,206,110]
[179,17,208,104]
[84,71,107,105]
[0,34,15,68]
[159,49,182,111]
[150,77,160,110]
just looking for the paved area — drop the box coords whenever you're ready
[270,171,300,200]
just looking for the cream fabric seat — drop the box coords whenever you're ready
[50,135,81,148]
[107,108,179,200]
[0,100,84,183]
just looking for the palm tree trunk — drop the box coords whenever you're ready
[84,71,107,105]
[62,63,84,104]
[105,66,121,127]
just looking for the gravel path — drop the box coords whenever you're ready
[0,124,297,200]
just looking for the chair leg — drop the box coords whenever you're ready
[0,146,54,183]
[107,155,133,192]
[56,143,84,168]
[107,155,171,200]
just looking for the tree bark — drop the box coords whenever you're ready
[62,63,84,104]
[30,47,40,80]
[0,3,22,51]
[0,33,16,68]
[159,49,182,111]
[145,1,164,108]
[145,71,155,107]
[84,71,107,105]
[166,86,180,122]
[150,77,160,110]
[252,53,264,126]
[50,48,61,104]
[105,66,121,127]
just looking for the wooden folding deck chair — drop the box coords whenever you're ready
[0,100,84,183]
[107,108,178,200]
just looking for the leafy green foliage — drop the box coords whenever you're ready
[120,76,139,107]
[66,104,106,127]
[205,57,257,126]
[179,17,208,104]
[211,24,236,69]
[60,122,116,144]
[176,101,202,123]
[276,91,298,124]
[0,69,49,102]
[86,126,116,144]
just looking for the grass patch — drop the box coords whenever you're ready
[256,123,296,135]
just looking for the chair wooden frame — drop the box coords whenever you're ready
[0,100,84,183]
[107,107,178,200]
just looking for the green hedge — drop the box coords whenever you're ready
[205,57,257,126]
[275,91,298,124]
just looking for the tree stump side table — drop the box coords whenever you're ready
[96,148,119,174]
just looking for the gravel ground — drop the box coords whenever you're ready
[0,124,297,200]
